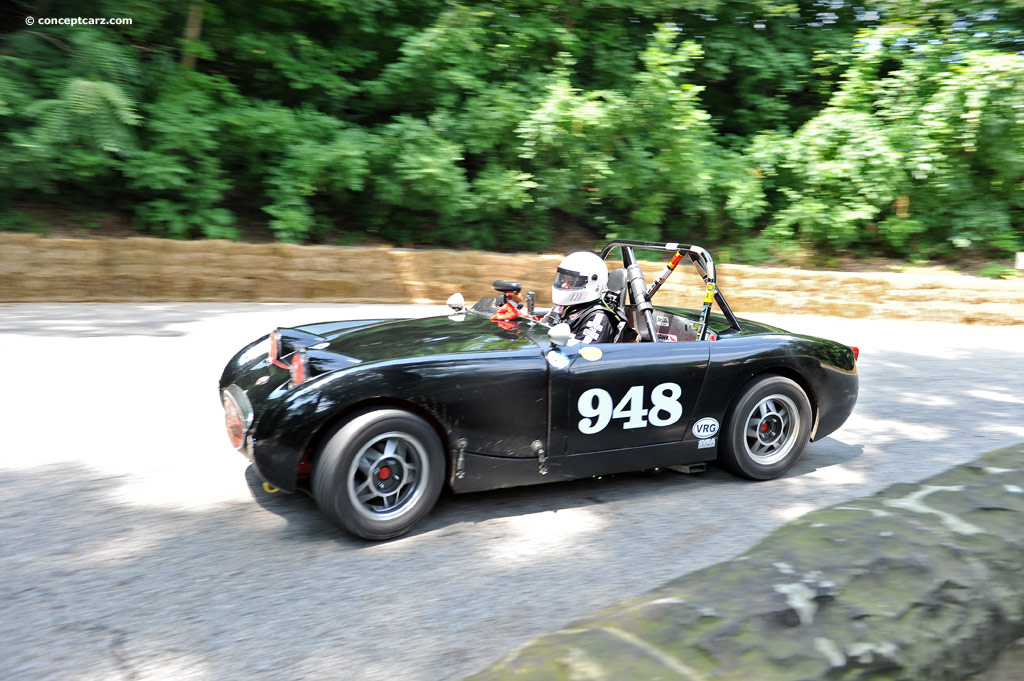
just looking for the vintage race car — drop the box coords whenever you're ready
[220,240,858,540]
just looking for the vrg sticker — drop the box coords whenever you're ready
[577,382,683,434]
[692,417,720,439]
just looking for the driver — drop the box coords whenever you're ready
[544,251,621,344]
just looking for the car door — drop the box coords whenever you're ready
[547,340,711,466]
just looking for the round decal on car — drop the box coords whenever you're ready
[692,417,720,438]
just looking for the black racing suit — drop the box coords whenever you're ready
[546,300,620,344]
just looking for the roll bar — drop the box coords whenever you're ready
[598,240,742,339]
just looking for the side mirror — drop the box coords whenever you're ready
[446,292,465,311]
[548,323,572,346]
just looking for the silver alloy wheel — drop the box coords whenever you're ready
[742,394,800,466]
[346,431,429,521]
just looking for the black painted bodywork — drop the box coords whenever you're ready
[219,306,858,496]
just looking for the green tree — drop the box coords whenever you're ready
[3,0,1021,257]
[750,22,1024,255]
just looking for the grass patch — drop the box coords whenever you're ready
[976,265,1019,280]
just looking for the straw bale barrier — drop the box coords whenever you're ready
[1,234,1022,325]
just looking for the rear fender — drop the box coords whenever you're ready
[699,335,855,446]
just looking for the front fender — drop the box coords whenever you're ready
[249,365,380,492]
[249,350,550,493]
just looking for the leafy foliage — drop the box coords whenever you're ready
[750,25,1024,255]
[1,0,1022,256]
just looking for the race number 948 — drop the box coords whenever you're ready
[577,382,683,434]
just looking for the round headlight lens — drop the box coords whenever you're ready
[222,391,246,449]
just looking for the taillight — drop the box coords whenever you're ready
[290,350,307,386]
[851,346,860,362]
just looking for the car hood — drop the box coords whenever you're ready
[300,313,543,363]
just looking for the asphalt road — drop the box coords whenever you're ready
[2,303,1023,681]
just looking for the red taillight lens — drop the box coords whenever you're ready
[852,346,860,362]
[290,350,307,386]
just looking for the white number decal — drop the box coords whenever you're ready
[578,388,613,434]
[576,383,683,434]
[612,385,649,430]
[649,382,684,426]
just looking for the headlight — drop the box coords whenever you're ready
[221,385,253,450]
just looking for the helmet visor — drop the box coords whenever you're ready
[554,268,589,290]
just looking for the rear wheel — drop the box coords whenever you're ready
[719,376,812,480]
[313,409,444,540]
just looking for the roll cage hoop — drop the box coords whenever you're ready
[598,240,743,342]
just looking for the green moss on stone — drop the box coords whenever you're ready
[465,445,1024,681]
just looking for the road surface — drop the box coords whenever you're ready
[1,303,1022,681]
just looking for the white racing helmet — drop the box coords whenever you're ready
[551,251,608,306]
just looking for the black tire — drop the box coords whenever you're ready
[312,409,445,540]
[719,376,812,480]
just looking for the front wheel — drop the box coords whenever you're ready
[719,376,812,480]
[313,409,445,540]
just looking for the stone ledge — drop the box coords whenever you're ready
[465,444,1024,681]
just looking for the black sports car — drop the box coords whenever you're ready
[220,240,858,540]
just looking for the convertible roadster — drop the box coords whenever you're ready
[220,240,858,540]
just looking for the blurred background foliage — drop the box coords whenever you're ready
[2,0,1024,260]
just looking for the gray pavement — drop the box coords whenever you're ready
[1,303,1022,681]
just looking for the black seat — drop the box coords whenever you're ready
[604,268,629,341]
